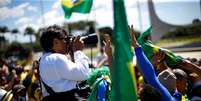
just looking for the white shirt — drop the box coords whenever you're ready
[0,88,7,100]
[39,51,91,97]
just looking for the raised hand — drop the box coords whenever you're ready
[72,36,84,52]
[103,34,112,57]
[152,49,166,67]
[128,25,138,48]
[103,34,113,73]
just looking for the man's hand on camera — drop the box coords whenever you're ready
[72,36,84,52]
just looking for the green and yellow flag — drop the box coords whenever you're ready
[138,27,183,68]
[111,0,138,101]
[61,0,93,18]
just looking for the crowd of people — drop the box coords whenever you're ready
[0,24,201,101]
[0,58,41,101]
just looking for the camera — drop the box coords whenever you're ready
[81,33,98,45]
[67,33,98,45]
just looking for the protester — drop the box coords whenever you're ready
[12,84,26,101]
[87,30,112,101]
[157,69,177,94]
[93,27,113,68]
[188,71,201,100]
[172,68,190,101]
[139,84,161,101]
[23,60,41,101]
[39,25,91,101]
[134,26,201,77]
[129,25,175,101]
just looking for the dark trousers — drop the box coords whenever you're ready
[42,89,79,101]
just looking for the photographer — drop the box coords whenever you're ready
[39,25,91,101]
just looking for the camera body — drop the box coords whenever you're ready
[65,33,98,54]
[67,33,98,45]
[81,33,98,45]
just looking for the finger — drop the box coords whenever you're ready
[103,41,106,46]
[128,25,131,30]
[74,36,81,43]
[71,36,76,43]
[131,25,133,29]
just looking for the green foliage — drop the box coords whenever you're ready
[0,26,9,33]
[24,26,36,44]
[162,23,201,39]
[63,20,95,34]
[155,37,201,48]
[4,42,31,60]
[24,27,35,35]
[11,29,18,34]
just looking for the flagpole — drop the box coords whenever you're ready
[91,1,102,66]
[91,1,101,51]
[86,5,94,66]
[136,0,143,31]
[39,0,45,26]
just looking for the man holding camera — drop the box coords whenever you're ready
[39,25,91,101]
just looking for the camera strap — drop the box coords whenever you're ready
[38,57,78,100]
[38,58,56,95]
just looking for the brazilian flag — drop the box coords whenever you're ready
[61,0,93,18]
[111,0,138,101]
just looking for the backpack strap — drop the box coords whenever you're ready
[38,58,56,95]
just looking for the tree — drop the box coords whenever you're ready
[5,42,31,62]
[0,36,8,50]
[0,26,9,40]
[0,26,9,50]
[0,26,9,33]
[192,18,201,24]
[11,29,18,33]
[11,28,19,42]
[63,20,96,35]
[24,26,35,44]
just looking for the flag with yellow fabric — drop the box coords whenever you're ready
[61,0,93,18]
[111,0,138,100]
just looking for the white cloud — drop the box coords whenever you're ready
[15,17,32,26]
[92,0,112,11]
[52,0,61,10]
[0,2,37,20]
[0,0,11,6]
[0,7,12,20]
[37,1,65,27]
[14,17,39,35]
[27,5,37,12]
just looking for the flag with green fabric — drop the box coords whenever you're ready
[111,0,138,101]
[138,26,183,68]
[87,66,111,101]
[61,0,93,18]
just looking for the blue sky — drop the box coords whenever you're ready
[0,0,200,43]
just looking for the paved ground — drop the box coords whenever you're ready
[175,51,201,60]
[164,41,201,59]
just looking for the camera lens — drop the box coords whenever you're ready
[82,33,98,45]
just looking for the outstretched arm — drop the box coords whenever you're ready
[177,60,201,76]
[134,47,173,101]
[129,25,173,101]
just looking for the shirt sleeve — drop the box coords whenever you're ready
[135,47,174,101]
[97,80,107,101]
[57,51,91,81]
